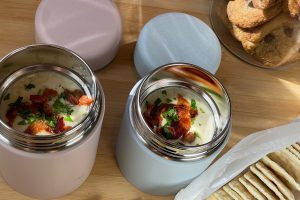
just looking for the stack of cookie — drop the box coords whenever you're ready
[227,0,300,67]
[208,142,300,200]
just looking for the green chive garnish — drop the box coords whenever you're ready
[64,115,73,122]
[3,93,10,101]
[191,99,197,110]
[154,98,162,106]
[25,83,35,90]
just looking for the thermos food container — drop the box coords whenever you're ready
[116,63,231,195]
[0,44,105,199]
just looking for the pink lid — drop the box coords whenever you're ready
[35,0,122,71]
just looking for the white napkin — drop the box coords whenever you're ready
[175,117,300,200]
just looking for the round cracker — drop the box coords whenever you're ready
[239,176,267,200]
[292,143,300,152]
[250,165,286,200]
[223,185,243,200]
[209,189,233,200]
[269,149,300,183]
[287,146,300,160]
[262,156,300,191]
[256,162,295,200]
[244,171,278,200]
[229,179,256,200]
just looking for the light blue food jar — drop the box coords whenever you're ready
[116,63,231,195]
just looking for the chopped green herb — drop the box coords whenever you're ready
[53,97,73,115]
[162,125,173,139]
[9,96,23,108]
[18,113,41,125]
[18,120,27,125]
[64,115,73,122]
[59,92,66,99]
[191,118,196,125]
[3,93,10,101]
[48,120,56,128]
[161,90,167,96]
[199,108,205,113]
[191,99,197,110]
[26,113,40,124]
[194,132,201,138]
[18,110,58,128]
[166,98,172,103]
[154,98,162,106]
[199,123,202,126]
[25,83,35,90]
[162,107,179,122]
[45,116,57,128]
[173,98,177,100]
[19,108,31,119]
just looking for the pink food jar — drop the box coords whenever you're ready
[0,44,105,199]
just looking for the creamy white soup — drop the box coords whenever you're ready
[0,71,93,136]
[142,88,215,146]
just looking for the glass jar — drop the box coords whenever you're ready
[116,63,231,195]
[0,44,105,199]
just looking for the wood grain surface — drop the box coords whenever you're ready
[0,0,300,199]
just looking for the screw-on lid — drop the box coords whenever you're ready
[35,0,122,71]
[134,13,221,77]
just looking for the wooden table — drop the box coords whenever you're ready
[1,0,300,199]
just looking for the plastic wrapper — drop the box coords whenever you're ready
[175,117,300,200]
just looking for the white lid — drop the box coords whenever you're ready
[134,12,221,77]
[35,0,122,71]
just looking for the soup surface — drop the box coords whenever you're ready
[142,88,216,145]
[0,71,93,136]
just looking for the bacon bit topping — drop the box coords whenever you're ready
[6,107,18,127]
[64,89,84,105]
[143,103,168,129]
[78,95,94,106]
[177,94,190,108]
[183,132,196,143]
[64,126,72,131]
[5,87,88,135]
[42,88,58,100]
[190,109,198,118]
[143,94,199,143]
[29,88,58,105]
[25,120,51,135]
[43,102,54,116]
[30,95,47,104]
[54,117,65,134]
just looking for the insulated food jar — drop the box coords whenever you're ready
[116,63,231,195]
[0,44,105,199]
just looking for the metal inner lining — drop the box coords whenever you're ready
[0,44,104,153]
[130,63,231,161]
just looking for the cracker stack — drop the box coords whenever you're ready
[207,142,300,200]
[227,0,300,66]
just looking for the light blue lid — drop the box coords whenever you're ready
[134,12,221,77]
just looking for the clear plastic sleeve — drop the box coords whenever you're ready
[175,117,300,200]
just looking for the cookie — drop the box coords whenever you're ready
[252,0,280,9]
[286,0,300,20]
[231,13,292,52]
[254,22,300,66]
[227,0,283,28]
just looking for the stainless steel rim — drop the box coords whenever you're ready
[0,44,105,153]
[130,63,232,161]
